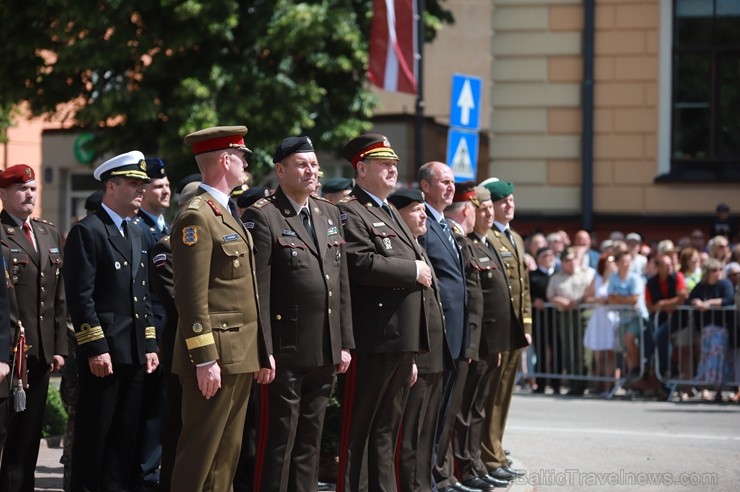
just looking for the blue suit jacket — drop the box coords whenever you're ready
[419,207,468,360]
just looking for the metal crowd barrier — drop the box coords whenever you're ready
[652,305,739,401]
[522,302,739,401]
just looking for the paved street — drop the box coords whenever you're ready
[34,391,740,491]
[503,392,740,491]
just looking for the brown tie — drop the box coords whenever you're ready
[23,222,36,251]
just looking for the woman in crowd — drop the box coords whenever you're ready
[688,259,735,401]
[679,247,702,292]
[583,253,619,396]
[607,251,649,382]
[707,235,731,265]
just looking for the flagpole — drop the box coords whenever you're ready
[414,0,425,171]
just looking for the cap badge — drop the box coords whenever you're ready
[25,167,32,177]
[382,137,391,148]
[306,137,313,146]
[139,159,146,171]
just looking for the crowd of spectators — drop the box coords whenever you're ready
[522,203,740,402]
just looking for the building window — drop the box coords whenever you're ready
[669,0,740,181]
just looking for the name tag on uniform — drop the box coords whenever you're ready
[328,226,338,236]
[500,251,513,258]
[223,233,239,242]
[372,222,386,227]
[50,247,59,254]
[282,230,297,237]
[478,256,491,262]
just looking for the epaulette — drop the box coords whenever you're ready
[311,194,332,204]
[187,196,203,210]
[253,198,270,209]
[31,217,55,227]
[132,216,143,224]
[450,223,464,236]
[338,195,357,204]
[205,199,222,217]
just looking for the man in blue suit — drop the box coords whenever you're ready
[418,162,488,492]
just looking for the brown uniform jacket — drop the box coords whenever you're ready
[243,187,354,369]
[0,211,67,364]
[337,186,429,354]
[170,189,268,376]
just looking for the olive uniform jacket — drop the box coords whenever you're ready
[483,227,531,352]
[64,207,157,363]
[0,211,67,365]
[242,187,354,369]
[467,232,524,356]
[337,186,429,354]
[170,189,268,377]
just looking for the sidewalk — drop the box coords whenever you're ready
[36,437,64,491]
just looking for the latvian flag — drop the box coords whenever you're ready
[367,0,418,94]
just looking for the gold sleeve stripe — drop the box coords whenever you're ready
[523,317,532,324]
[76,326,105,345]
[186,333,216,351]
[145,327,156,339]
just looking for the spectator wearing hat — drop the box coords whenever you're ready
[243,137,354,492]
[235,186,269,219]
[477,178,530,482]
[170,126,270,491]
[416,164,479,491]
[529,246,558,393]
[625,232,647,279]
[335,134,431,492]
[0,165,68,492]
[710,203,737,244]
[128,157,172,488]
[146,180,200,491]
[321,177,354,205]
[388,188,453,492]
[63,151,159,491]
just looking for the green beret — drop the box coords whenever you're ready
[321,177,354,194]
[480,178,514,202]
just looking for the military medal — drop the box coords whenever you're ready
[383,237,392,250]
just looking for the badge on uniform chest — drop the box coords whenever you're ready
[383,237,392,250]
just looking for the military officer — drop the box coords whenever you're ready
[0,165,68,492]
[64,151,159,491]
[243,136,353,492]
[389,188,453,492]
[478,179,530,482]
[170,125,271,492]
[335,134,431,492]
[131,157,171,489]
[0,235,11,451]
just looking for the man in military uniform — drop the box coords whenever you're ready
[0,165,68,492]
[321,177,354,204]
[243,136,353,492]
[148,181,200,491]
[170,125,271,491]
[335,134,431,492]
[0,239,11,451]
[389,188,452,492]
[64,151,159,491]
[478,179,530,482]
[131,157,171,489]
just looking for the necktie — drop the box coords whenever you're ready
[439,220,460,260]
[504,227,515,247]
[157,216,167,233]
[121,220,130,243]
[300,208,317,247]
[381,203,396,224]
[228,199,242,222]
[22,222,36,252]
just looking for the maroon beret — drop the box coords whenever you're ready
[0,165,35,188]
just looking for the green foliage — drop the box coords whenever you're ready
[0,0,453,183]
[43,385,68,438]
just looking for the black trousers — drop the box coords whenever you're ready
[432,360,469,488]
[71,362,145,492]
[0,358,51,492]
[253,364,336,492]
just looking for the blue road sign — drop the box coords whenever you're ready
[449,74,482,130]
[446,129,478,182]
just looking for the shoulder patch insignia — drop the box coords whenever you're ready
[192,322,203,333]
[182,226,199,246]
[152,253,167,266]
[312,194,331,204]
[244,221,255,229]
[254,198,269,209]
[188,196,203,210]
[132,216,143,224]
[340,213,348,224]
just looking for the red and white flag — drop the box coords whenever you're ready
[367,0,418,94]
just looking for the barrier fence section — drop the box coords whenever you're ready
[524,303,739,400]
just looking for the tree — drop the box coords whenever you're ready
[0,0,453,182]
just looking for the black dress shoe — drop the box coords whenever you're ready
[504,449,511,455]
[502,466,525,477]
[461,477,496,491]
[479,474,510,488]
[488,467,516,480]
[317,482,333,491]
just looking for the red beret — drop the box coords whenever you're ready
[0,165,35,188]
[453,181,477,204]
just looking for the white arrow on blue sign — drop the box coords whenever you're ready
[449,74,482,130]
[446,128,478,182]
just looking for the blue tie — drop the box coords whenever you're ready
[439,220,460,260]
